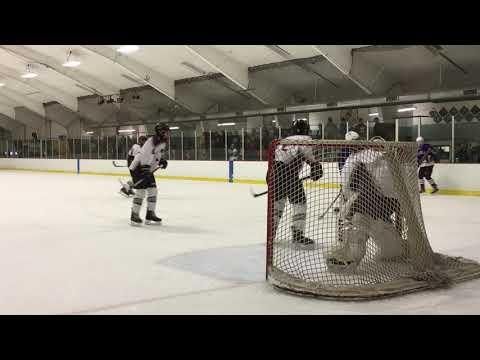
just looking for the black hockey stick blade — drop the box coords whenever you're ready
[249,175,312,199]
[250,187,268,198]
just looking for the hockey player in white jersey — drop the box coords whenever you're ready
[129,124,169,226]
[268,119,323,247]
[119,135,147,197]
[326,140,403,273]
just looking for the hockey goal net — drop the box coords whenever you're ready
[266,138,480,300]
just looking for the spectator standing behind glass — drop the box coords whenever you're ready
[228,143,239,161]
[324,117,338,139]
[353,118,367,139]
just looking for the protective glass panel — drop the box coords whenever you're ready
[420,117,451,163]
[182,130,196,160]
[227,130,242,161]
[454,117,480,163]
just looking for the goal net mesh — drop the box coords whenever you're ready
[266,139,480,300]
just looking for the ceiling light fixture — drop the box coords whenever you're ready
[62,51,81,67]
[118,129,136,133]
[169,126,180,130]
[368,112,379,117]
[117,45,140,54]
[217,122,236,127]
[85,131,94,135]
[21,64,38,79]
[0,83,5,87]
[397,107,417,113]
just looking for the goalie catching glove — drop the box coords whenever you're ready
[310,162,323,181]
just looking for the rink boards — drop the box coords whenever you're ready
[0,158,479,196]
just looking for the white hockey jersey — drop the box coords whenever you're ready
[128,144,141,157]
[274,135,316,165]
[341,148,397,200]
[129,137,167,172]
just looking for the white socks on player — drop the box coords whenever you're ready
[132,187,158,214]
[146,187,157,212]
[273,199,286,236]
[132,189,146,214]
[291,203,307,233]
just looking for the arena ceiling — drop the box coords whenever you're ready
[0,45,479,132]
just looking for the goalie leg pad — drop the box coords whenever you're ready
[371,219,403,260]
[146,187,158,211]
[327,214,369,273]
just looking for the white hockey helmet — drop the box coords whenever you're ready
[345,131,360,141]
[416,136,424,144]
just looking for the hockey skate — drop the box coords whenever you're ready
[292,229,315,249]
[127,189,136,196]
[145,210,162,225]
[431,185,439,194]
[419,184,425,194]
[130,211,143,226]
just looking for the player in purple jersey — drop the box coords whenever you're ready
[416,136,439,194]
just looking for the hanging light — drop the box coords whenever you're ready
[117,45,140,54]
[62,51,81,67]
[397,107,417,113]
[21,64,38,79]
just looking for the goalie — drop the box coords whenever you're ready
[326,142,404,273]
[268,119,323,247]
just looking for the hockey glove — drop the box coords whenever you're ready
[310,162,323,181]
[158,158,168,169]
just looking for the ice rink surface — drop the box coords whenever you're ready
[1,170,480,315]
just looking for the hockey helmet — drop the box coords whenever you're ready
[292,119,310,135]
[155,123,170,140]
[345,131,360,141]
[138,135,148,146]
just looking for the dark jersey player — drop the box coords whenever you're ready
[416,136,439,194]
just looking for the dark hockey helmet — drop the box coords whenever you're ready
[154,123,170,140]
[292,119,310,135]
[138,136,148,146]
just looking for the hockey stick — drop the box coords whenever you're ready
[112,160,128,168]
[250,175,312,198]
[318,190,342,220]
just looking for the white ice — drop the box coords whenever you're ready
[1,170,480,314]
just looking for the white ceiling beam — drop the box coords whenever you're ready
[0,45,118,96]
[185,45,250,90]
[0,104,16,119]
[81,45,175,100]
[0,64,78,112]
[311,45,373,95]
[0,88,45,117]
